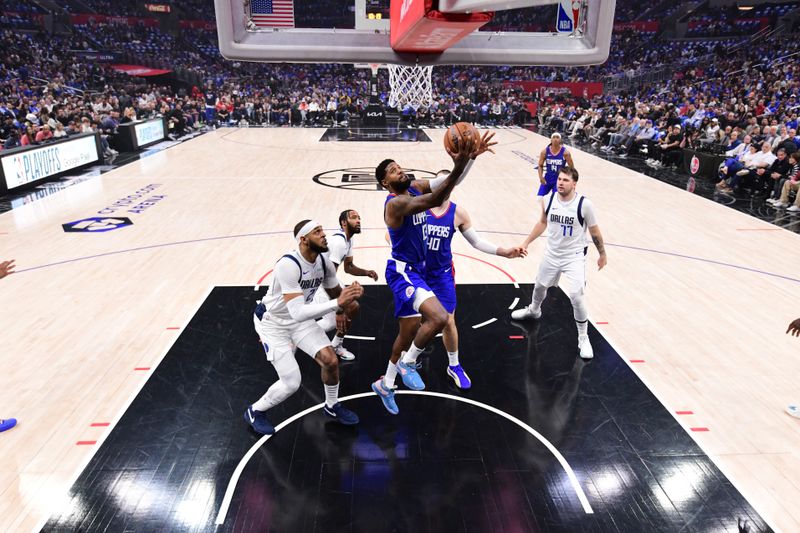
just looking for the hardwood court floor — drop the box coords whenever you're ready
[43,285,768,532]
[1,128,799,532]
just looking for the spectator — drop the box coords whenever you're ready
[34,124,52,142]
[767,151,800,204]
[19,125,36,146]
[771,156,800,212]
[755,148,791,196]
[52,123,67,138]
[647,124,684,169]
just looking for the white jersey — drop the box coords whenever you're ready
[543,191,597,260]
[258,250,339,327]
[325,230,353,267]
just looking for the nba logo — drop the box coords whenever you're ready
[690,155,700,175]
[556,0,578,33]
[13,155,26,185]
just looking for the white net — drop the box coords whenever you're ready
[387,64,434,111]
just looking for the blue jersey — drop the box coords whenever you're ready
[385,188,427,266]
[543,145,566,182]
[425,202,456,272]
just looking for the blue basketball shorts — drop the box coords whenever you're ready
[385,259,435,318]
[425,265,456,314]
[537,179,557,196]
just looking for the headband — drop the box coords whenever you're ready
[296,220,321,243]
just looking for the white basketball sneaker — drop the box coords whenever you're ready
[511,305,542,321]
[578,335,594,360]
[786,404,800,419]
[334,345,355,361]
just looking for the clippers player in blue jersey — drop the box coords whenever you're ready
[371,131,496,414]
[513,167,607,360]
[425,186,526,389]
[537,132,575,199]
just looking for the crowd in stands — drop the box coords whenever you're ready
[536,32,800,206]
[683,1,797,38]
[686,1,797,24]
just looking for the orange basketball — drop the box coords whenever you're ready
[444,122,480,154]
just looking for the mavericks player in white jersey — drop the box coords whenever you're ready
[512,167,607,359]
[314,209,378,361]
[245,219,364,435]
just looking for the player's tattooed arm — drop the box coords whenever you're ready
[591,234,605,254]
[589,225,607,270]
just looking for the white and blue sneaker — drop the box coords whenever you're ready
[0,418,17,432]
[244,406,275,435]
[372,377,399,415]
[447,365,472,389]
[322,403,359,425]
[786,404,800,419]
[397,361,425,390]
[334,346,356,361]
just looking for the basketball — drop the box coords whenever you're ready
[444,122,480,154]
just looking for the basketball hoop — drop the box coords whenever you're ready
[387,64,434,111]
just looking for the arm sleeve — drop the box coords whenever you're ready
[582,199,599,227]
[460,227,499,255]
[286,294,339,322]
[322,256,340,289]
[429,158,475,191]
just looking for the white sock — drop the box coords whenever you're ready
[577,320,588,338]
[401,343,423,364]
[384,361,398,389]
[447,350,459,366]
[331,334,344,349]
[324,383,339,408]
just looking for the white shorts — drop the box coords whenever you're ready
[253,314,331,363]
[535,253,586,294]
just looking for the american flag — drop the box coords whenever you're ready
[251,0,295,27]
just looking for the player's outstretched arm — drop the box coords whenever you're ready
[588,224,608,270]
[519,210,548,250]
[456,205,526,258]
[415,131,496,193]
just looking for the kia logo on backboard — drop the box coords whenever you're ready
[690,155,700,175]
[62,217,133,233]
[313,167,436,191]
